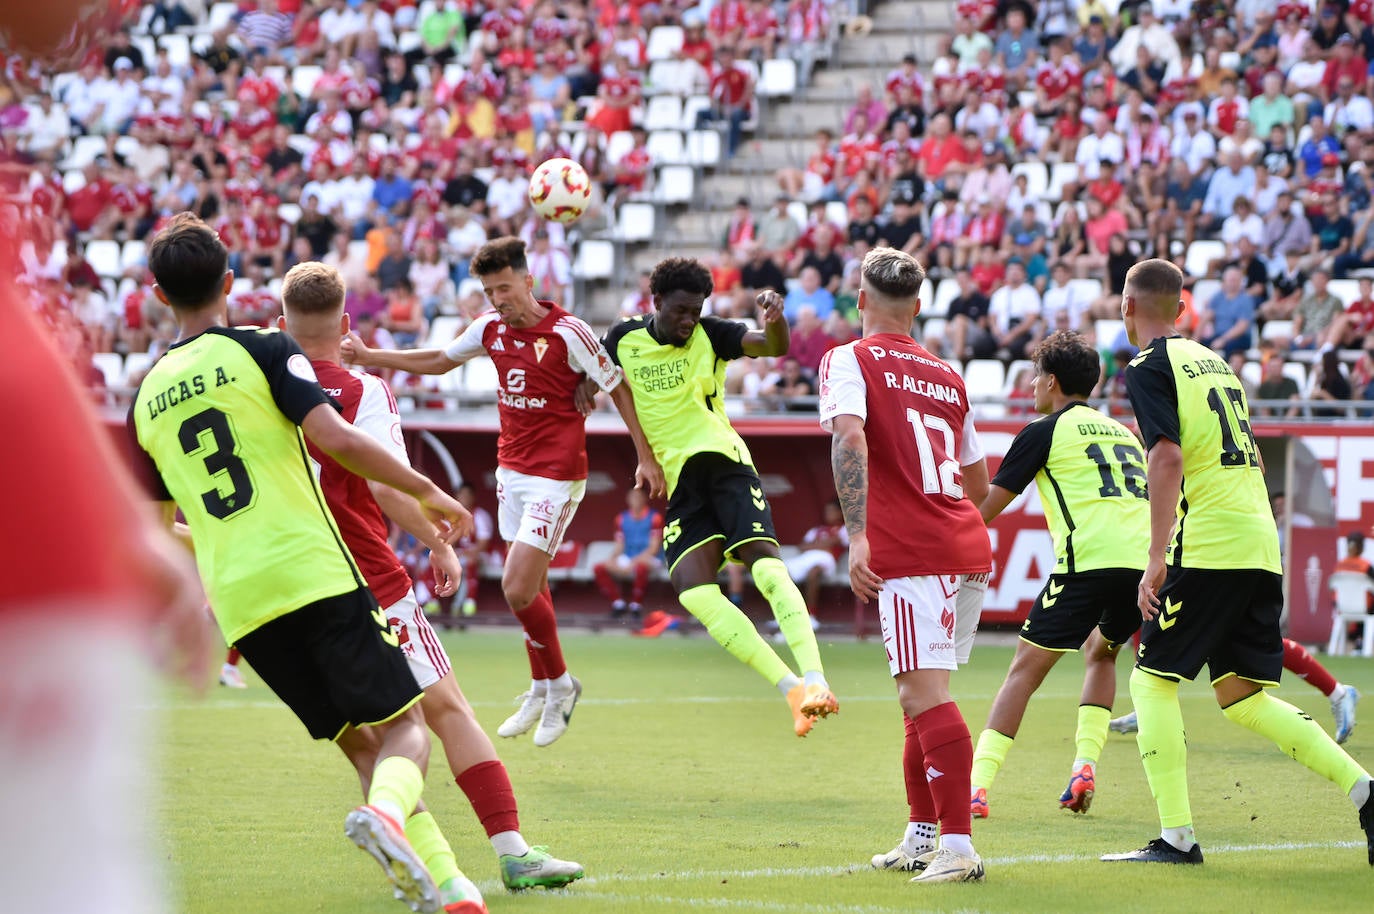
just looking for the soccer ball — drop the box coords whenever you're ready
[528,158,591,225]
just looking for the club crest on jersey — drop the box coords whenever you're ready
[534,337,549,362]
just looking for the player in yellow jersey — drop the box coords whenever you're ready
[599,257,838,736]
[1102,258,1374,866]
[966,332,1148,823]
[128,214,486,912]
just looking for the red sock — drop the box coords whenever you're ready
[514,588,567,680]
[455,760,520,838]
[465,564,480,602]
[225,648,241,665]
[903,714,938,823]
[592,563,621,602]
[631,564,650,603]
[914,701,974,837]
[1283,637,1337,696]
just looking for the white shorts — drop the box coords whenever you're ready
[785,549,837,582]
[955,572,988,665]
[384,592,452,689]
[495,466,586,556]
[604,553,663,572]
[878,574,974,676]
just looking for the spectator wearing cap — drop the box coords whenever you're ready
[1170,108,1218,176]
[1110,6,1181,74]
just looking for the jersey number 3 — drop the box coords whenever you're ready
[906,408,963,499]
[179,407,256,520]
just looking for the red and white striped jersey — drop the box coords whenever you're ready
[308,360,414,607]
[819,335,991,580]
[443,303,623,481]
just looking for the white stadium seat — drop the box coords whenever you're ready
[680,94,712,131]
[91,352,124,388]
[84,240,122,278]
[463,356,500,395]
[123,352,154,382]
[291,65,323,99]
[573,240,616,280]
[655,165,695,204]
[684,130,721,167]
[643,95,683,132]
[927,279,958,318]
[605,130,636,166]
[758,59,797,98]
[963,359,1007,399]
[426,316,463,349]
[1261,319,1294,342]
[617,203,657,242]
[1327,279,1361,306]
[1185,240,1225,278]
[646,129,685,165]
[1011,162,1049,200]
[646,25,685,61]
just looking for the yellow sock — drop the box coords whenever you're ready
[971,729,1014,790]
[1074,704,1111,766]
[405,811,461,887]
[1130,668,1193,829]
[367,755,425,824]
[1221,689,1372,793]
[679,584,795,686]
[751,556,823,675]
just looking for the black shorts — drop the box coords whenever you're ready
[1021,569,1142,651]
[1134,568,1283,686]
[663,451,778,574]
[236,587,423,740]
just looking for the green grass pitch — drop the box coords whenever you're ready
[157,630,1373,913]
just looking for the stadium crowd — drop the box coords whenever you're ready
[3,0,840,403]
[6,0,1374,413]
[698,0,1374,411]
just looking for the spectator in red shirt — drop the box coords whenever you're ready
[788,304,835,373]
[66,161,113,235]
[917,113,965,186]
[699,45,754,158]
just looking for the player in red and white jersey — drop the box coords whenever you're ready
[344,237,665,748]
[819,248,992,885]
[280,262,585,890]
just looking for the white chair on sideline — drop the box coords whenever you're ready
[1327,571,1374,657]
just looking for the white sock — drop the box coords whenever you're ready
[530,679,548,697]
[777,673,802,696]
[939,833,975,858]
[903,821,937,853]
[1161,825,1197,851]
[1350,777,1371,809]
[1331,683,1348,702]
[803,670,828,689]
[548,672,573,693]
[490,830,530,858]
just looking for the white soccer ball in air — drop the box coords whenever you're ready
[528,157,592,225]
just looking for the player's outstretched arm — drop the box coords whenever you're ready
[1139,437,1184,620]
[830,414,883,602]
[341,331,462,375]
[608,382,666,498]
[301,402,473,543]
[741,289,790,358]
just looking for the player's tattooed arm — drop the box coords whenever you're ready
[831,421,868,537]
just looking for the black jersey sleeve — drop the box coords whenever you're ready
[991,414,1056,493]
[602,317,641,367]
[229,327,333,425]
[125,402,173,501]
[699,316,748,361]
[1125,341,1181,450]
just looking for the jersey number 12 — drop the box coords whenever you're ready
[906,408,963,499]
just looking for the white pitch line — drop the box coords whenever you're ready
[551,890,913,913]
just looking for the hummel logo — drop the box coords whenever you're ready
[1158,597,1183,630]
[750,485,766,510]
[1042,578,1064,607]
[372,607,399,647]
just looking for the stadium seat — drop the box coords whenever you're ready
[680,95,712,131]
[1046,162,1079,202]
[963,359,1006,399]
[573,239,615,280]
[277,203,301,224]
[426,316,462,349]
[917,277,933,313]
[643,95,683,132]
[396,30,423,55]
[684,130,721,167]
[1191,279,1221,312]
[617,203,656,242]
[463,356,500,395]
[655,165,695,204]
[202,2,239,35]
[605,130,636,166]
[1282,360,1306,388]
[824,200,849,229]
[91,352,124,388]
[1241,360,1262,389]
[646,25,685,61]
[160,33,192,69]
[85,240,122,278]
[1011,162,1049,201]
[920,317,947,344]
[926,280,958,319]
[786,201,808,227]
[291,65,323,100]
[1002,360,1034,397]
[1095,319,1126,348]
[231,277,254,297]
[64,135,107,171]
[1328,571,1374,656]
[1328,278,1360,306]
[646,129,685,165]
[1068,278,1102,304]
[62,170,86,193]
[758,59,798,98]
[1261,319,1294,342]
[123,352,153,382]
[120,240,146,273]
[1184,240,1225,278]
[647,60,694,96]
